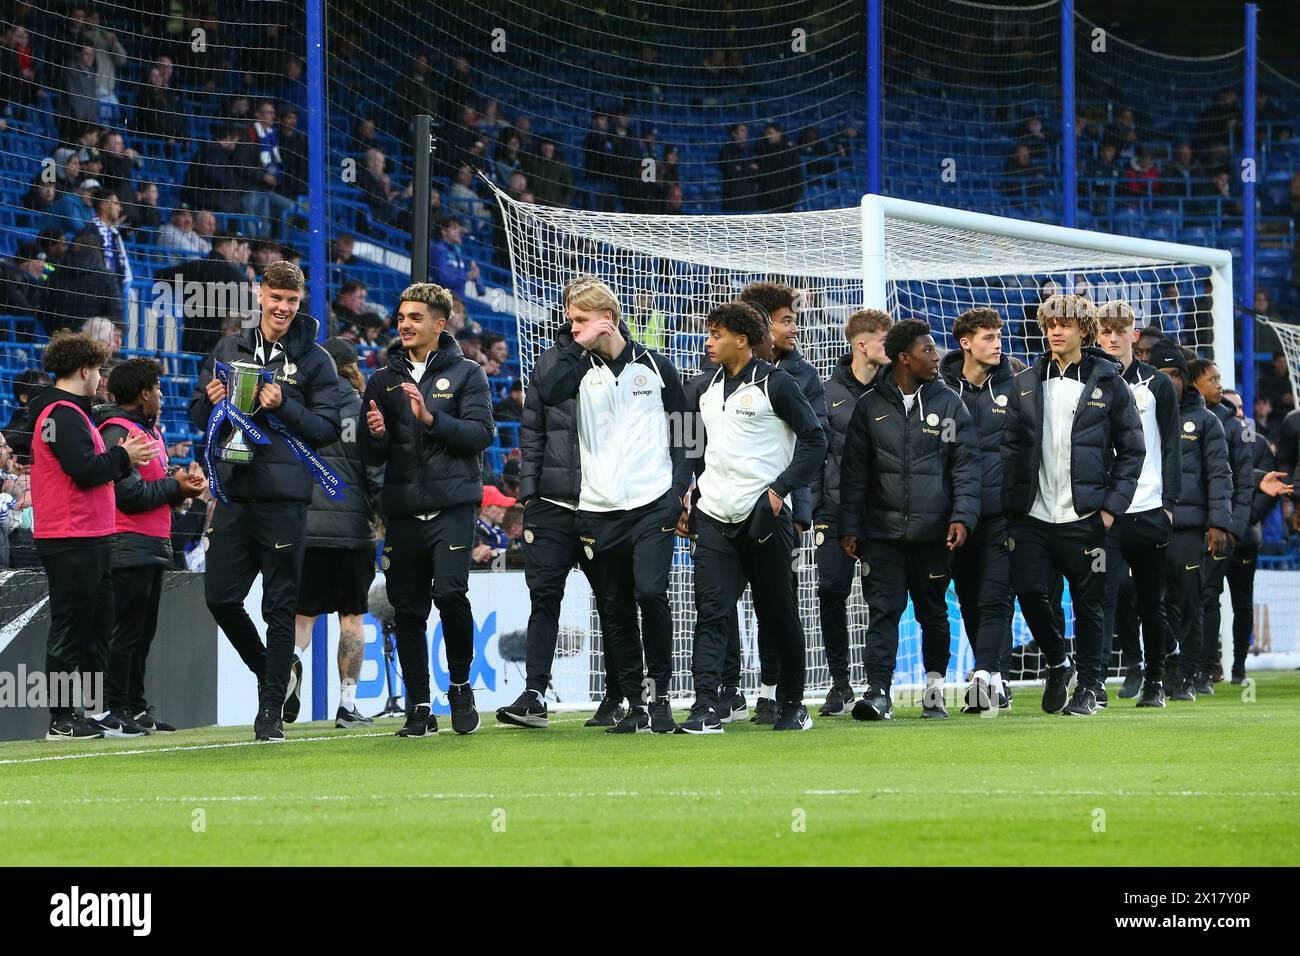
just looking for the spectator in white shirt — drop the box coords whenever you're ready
[157,207,211,258]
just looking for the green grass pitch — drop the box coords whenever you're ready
[0,672,1296,866]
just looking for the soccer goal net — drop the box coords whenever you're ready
[496,189,1236,701]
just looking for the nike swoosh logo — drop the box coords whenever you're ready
[757,533,773,544]
[929,572,946,579]
[874,414,889,422]
[1021,389,1033,396]
[387,383,404,391]
[1211,554,1227,561]
[1184,564,1200,571]
[449,545,467,551]
[660,526,675,533]
[832,400,847,408]
[275,543,292,550]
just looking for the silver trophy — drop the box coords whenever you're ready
[216,361,264,464]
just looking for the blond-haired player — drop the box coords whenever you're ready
[1000,293,1146,716]
[534,275,692,735]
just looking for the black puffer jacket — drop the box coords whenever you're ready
[939,349,1017,520]
[1171,389,1232,532]
[1208,399,1255,540]
[839,365,981,544]
[1001,347,1146,519]
[305,378,384,549]
[813,352,878,536]
[1276,408,1300,506]
[359,331,494,516]
[518,322,584,505]
[94,403,189,569]
[1247,426,1278,538]
[188,313,342,503]
[774,346,828,528]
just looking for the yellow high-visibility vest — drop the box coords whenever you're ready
[629,309,667,350]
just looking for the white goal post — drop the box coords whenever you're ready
[494,188,1243,702]
[859,194,1235,389]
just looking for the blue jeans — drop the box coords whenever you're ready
[241,190,296,237]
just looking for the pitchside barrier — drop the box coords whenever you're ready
[0,571,218,741]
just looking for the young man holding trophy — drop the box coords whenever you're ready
[188,261,343,742]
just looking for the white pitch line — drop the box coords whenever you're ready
[0,731,392,765]
[0,786,1296,809]
[0,705,1289,767]
[0,712,597,766]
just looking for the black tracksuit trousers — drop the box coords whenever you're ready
[579,492,678,703]
[384,505,476,708]
[815,528,858,684]
[1010,514,1108,692]
[859,538,951,689]
[38,537,113,720]
[1101,508,1171,682]
[1199,539,1234,675]
[692,509,806,704]
[107,564,164,713]
[951,515,1013,675]
[1164,528,1208,681]
[204,500,308,708]
[1225,541,1258,673]
[1113,574,1142,668]
[521,498,628,698]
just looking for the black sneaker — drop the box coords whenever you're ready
[396,703,438,737]
[335,705,374,729]
[774,700,814,731]
[819,680,855,716]
[1230,666,1246,685]
[497,690,550,729]
[961,675,992,714]
[1118,667,1144,699]
[1096,685,1109,709]
[254,705,286,742]
[584,696,625,728]
[676,697,724,735]
[750,697,778,725]
[282,657,304,723]
[648,698,676,734]
[447,683,481,735]
[1193,671,1215,696]
[717,686,748,723]
[921,682,949,719]
[606,705,651,734]
[45,714,104,742]
[134,706,176,734]
[1042,659,1076,714]
[1062,685,1098,716]
[922,701,950,719]
[852,685,893,721]
[92,710,149,738]
[1210,662,1225,683]
[1167,677,1197,702]
[1002,680,1013,709]
[1136,680,1166,708]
